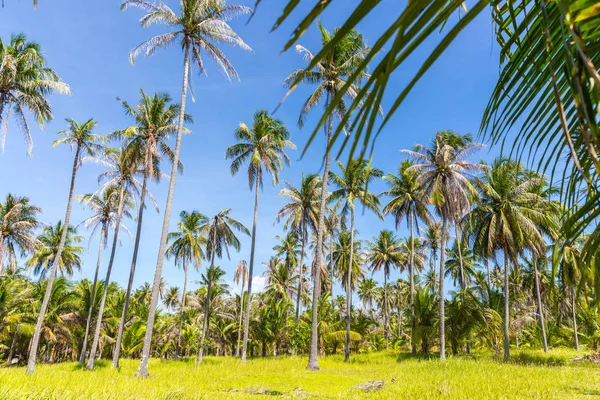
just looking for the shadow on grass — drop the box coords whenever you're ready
[70,359,111,371]
[500,352,567,367]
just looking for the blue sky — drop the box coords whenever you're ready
[1,1,502,297]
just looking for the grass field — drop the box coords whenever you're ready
[1,350,600,399]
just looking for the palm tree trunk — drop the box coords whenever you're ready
[136,40,190,378]
[7,328,18,364]
[410,211,416,356]
[503,247,511,361]
[345,205,355,363]
[330,233,334,308]
[486,258,492,290]
[307,95,333,371]
[454,223,470,354]
[198,241,217,364]
[438,217,447,361]
[383,271,388,347]
[26,144,81,374]
[86,184,126,370]
[295,226,306,322]
[241,178,260,362]
[79,226,106,365]
[571,284,580,351]
[0,234,5,276]
[174,257,189,361]
[533,259,548,353]
[235,279,245,357]
[113,171,148,368]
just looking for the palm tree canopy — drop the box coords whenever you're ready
[203,209,250,260]
[329,159,383,217]
[27,221,83,278]
[276,173,323,238]
[166,210,208,269]
[0,194,42,271]
[52,118,104,160]
[367,229,402,278]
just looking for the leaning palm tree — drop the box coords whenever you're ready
[0,194,41,274]
[329,159,382,363]
[197,209,249,363]
[233,259,248,357]
[402,132,485,361]
[381,159,431,355]
[122,0,252,378]
[225,109,294,363]
[27,221,83,278]
[26,118,102,374]
[276,173,321,324]
[285,23,370,371]
[465,159,559,360]
[165,210,207,361]
[367,229,402,344]
[0,33,70,155]
[111,90,186,368]
[77,186,131,366]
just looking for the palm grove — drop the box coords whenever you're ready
[1,0,599,378]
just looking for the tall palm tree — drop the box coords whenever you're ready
[0,34,70,155]
[197,209,249,363]
[26,118,102,374]
[111,90,188,368]
[465,159,559,360]
[165,211,207,361]
[77,187,130,366]
[122,0,252,378]
[276,173,321,325]
[27,221,83,278]
[225,109,294,363]
[445,241,478,289]
[329,159,382,363]
[423,221,442,288]
[367,229,402,344]
[358,278,378,310]
[381,159,431,355]
[0,194,41,274]
[286,23,370,371]
[402,132,485,361]
[233,259,248,357]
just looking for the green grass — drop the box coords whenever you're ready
[1,350,600,399]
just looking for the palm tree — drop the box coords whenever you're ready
[197,209,249,363]
[445,241,478,289]
[423,221,442,289]
[77,187,130,366]
[358,278,378,310]
[164,286,180,312]
[225,109,294,363]
[0,33,70,155]
[381,160,431,355]
[276,173,321,325]
[233,259,248,357]
[329,159,382,362]
[465,159,559,360]
[286,23,370,371]
[122,0,252,378]
[26,118,102,374]
[165,211,207,361]
[0,194,41,275]
[367,229,402,344]
[111,90,188,368]
[27,221,83,278]
[402,132,485,360]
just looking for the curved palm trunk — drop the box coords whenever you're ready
[307,97,333,371]
[241,178,260,362]
[571,284,579,351]
[503,247,511,361]
[79,226,106,365]
[198,242,217,363]
[295,226,306,322]
[409,211,416,356]
[86,184,126,370]
[136,41,190,378]
[344,206,355,363]
[26,144,81,374]
[174,258,189,360]
[533,259,548,353]
[439,218,447,361]
[113,172,148,368]
[235,278,245,357]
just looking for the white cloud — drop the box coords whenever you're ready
[251,276,266,293]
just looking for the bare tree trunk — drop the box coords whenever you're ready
[572,284,580,351]
[307,95,333,371]
[295,227,306,322]
[79,226,106,365]
[410,211,416,356]
[174,257,189,360]
[113,171,148,368]
[533,259,548,353]
[198,241,217,364]
[438,217,447,361]
[27,144,81,374]
[0,234,5,276]
[330,233,334,308]
[235,277,245,357]
[503,247,510,361]
[241,178,260,362]
[454,224,470,354]
[7,328,17,364]
[486,258,492,290]
[345,206,355,363]
[87,184,126,370]
[136,40,190,378]
[383,270,388,347]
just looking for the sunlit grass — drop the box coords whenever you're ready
[1,349,600,399]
